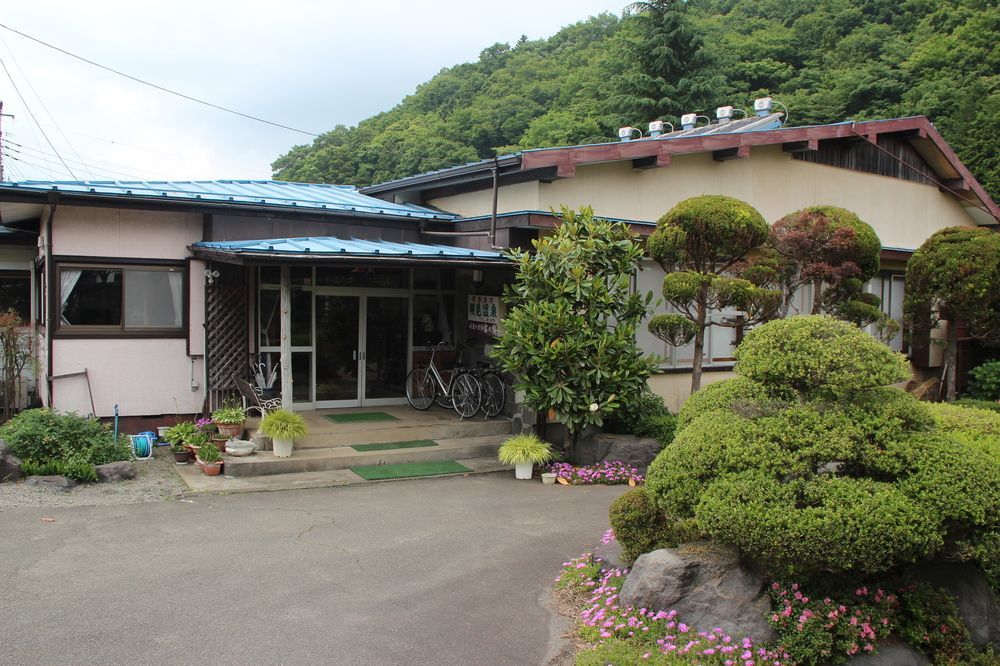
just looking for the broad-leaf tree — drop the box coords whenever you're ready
[493,207,656,457]
[905,226,1000,401]
[647,195,781,394]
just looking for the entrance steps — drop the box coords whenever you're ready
[223,434,508,477]
[229,407,512,478]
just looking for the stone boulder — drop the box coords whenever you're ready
[95,461,137,483]
[906,561,1000,651]
[24,475,77,491]
[619,543,776,642]
[846,641,930,665]
[0,440,21,482]
[574,432,661,471]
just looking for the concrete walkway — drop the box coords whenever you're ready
[1,473,625,665]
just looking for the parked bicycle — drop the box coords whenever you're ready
[475,361,506,419]
[405,342,481,419]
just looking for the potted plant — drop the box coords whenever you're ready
[260,409,307,458]
[196,442,223,476]
[170,441,192,464]
[163,421,196,447]
[212,404,245,439]
[497,434,554,480]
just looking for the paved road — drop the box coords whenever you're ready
[1,474,624,665]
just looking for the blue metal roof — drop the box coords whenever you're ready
[0,179,456,221]
[193,237,508,262]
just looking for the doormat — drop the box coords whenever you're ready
[325,412,400,424]
[350,460,471,481]
[351,439,437,452]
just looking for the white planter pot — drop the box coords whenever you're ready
[514,461,533,480]
[272,438,294,458]
[541,472,556,485]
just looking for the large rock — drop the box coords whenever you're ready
[574,432,661,471]
[619,543,776,642]
[906,561,1000,651]
[24,475,77,491]
[95,461,137,483]
[0,440,21,482]
[846,641,930,665]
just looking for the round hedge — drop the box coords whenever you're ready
[773,205,881,281]
[695,473,942,576]
[675,376,770,432]
[648,195,769,271]
[608,487,700,564]
[734,315,909,400]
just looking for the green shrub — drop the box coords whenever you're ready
[897,583,971,663]
[955,398,1000,413]
[20,457,98,482]
[197,443,221,463]
[957,530,1000,594]
[211,403,246,424]
[0,409,131,467]
[260,409,308,440]
[967,360,1000,400]
[609,487,699,564]
[675,376,770,432]
[497,434,553,465]
[734,316,909,401]
[927,401,1000,438]
[633,413,677,446]
[695,473,942,576]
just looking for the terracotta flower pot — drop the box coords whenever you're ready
[173,450,192,464]
[215,422,245,439]
[196,456,223,476]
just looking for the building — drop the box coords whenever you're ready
[0,111,996,422]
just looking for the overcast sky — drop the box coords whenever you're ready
[0,0,623,183]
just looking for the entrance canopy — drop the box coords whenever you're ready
[192,237,509,266]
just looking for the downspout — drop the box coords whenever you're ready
[489,156,500,250]
[43,197,58,407]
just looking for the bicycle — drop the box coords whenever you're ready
[405,342,482,419]
[475,361,506,419]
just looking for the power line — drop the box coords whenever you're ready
[4,142,148,180]
[0,54,77,178]
[0,22,321,138]
[3,151,74,177]
[5,137,167,180]
[0,32,96,179]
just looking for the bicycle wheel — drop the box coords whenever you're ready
[405,368,435,410]
[435,368,454,408]
[450,372,481,419]
[479,370,506,418]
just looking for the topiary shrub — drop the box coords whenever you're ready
[609,487,698,564]
[0,408,131,468]
[641,315,1000,579]
[954,398,1000,414]
[734,316,910,401]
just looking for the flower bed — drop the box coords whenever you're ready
[548,460,643,485]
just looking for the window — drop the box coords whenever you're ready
[58,265,184,333]
[0,271,31,321]
[866,271,906,352]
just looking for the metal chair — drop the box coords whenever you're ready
[232,375,282,416]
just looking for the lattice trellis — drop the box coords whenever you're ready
[205,262,248,410]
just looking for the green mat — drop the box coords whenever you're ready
[325,412,400,424]
[350,460,471,481]
[351,439,438,452]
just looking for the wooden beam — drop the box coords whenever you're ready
[713,145,750,162]
[782,138,819,153]
[556,162,576,178]
[632,154,672,170]
[939,178,970,193]
[279,265,293,411]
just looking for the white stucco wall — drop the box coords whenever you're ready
[52,206,201,258]
[428,181,540,217]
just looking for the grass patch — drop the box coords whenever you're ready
[350,460,470,480]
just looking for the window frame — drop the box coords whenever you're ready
[54,260,187,338]
[0,269,32,322]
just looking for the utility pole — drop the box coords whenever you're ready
[0,101,14,182]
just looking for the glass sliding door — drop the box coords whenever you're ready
[363,296,409,402]
[315,295,361,405]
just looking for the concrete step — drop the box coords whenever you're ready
[223,434,508,477]
[244,412,511,450]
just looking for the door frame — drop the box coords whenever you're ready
[312,288,412,409]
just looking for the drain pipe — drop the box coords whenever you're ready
[488,156,499,250]
[44,197,58,407]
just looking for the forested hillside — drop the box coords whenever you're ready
[272,0,999,198]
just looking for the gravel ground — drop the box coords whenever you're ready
[0,448,186,510]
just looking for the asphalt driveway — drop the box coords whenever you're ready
[1,474,624,665]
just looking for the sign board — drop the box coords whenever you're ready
[468,295,503,338]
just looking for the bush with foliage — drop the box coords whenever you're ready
[0,409,132,479]
[642,315,1000,578]
[955,398,1000,414]
[196,443,221,463]
[926,401,1000,439]
[493,206,656,455]
[497,433,553,465]
[259,409,308,441]
[603,390,677,446]
[608,487,699,564]
[211,403,246,425]
[967,360,1000,401]
[163,421,197,446]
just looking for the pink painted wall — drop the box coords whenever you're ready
[50,205,206,416]
[52,206,201,258]
[52,339,204,417]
